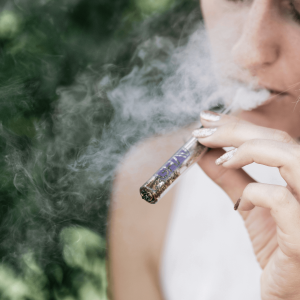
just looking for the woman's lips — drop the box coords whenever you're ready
[268,88,288,96]
[227,77,290,108]
[260,88,289,106]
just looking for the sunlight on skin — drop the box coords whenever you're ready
[199,0,300,298]
[201,0,300,137]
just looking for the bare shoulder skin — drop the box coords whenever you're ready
[108,126,194,300]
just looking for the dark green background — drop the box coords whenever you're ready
[0,0,200,299]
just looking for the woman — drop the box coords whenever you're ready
[109,0,300,299]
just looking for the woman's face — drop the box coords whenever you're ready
[201,0,300,137]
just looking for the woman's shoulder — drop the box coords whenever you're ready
[108,125,195,299]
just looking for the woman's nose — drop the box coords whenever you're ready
[231,0,279,74]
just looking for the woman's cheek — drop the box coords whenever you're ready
[201,0,248,70]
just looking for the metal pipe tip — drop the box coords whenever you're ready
[140,188,157,204]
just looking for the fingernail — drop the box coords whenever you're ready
[234,198,241,210]
[200,111,221,122]
[215,148,237,165]
[193,128,217,138]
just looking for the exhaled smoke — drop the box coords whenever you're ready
[231,86,270,111]
[0,14,270,298]
[217,79,271,112]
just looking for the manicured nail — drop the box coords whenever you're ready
[193,128,217,138]
[215,148,237,165]
[234,198,241,210]
[200,111,221,122]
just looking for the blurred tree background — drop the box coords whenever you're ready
[0,0,200,299]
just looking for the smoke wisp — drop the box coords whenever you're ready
[0,8,272,298]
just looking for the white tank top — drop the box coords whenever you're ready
[160,162,286,300]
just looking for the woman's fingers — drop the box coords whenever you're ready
[238,183,300,254]
[198,148,255,219]
[217,140,300,196]
[195,111,297,148]
[200,110,248,127]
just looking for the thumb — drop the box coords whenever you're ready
[198,148,255,218]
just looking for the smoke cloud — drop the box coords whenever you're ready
[0,17,217,298]
[0,7,271,298]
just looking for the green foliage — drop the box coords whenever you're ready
[0,227,107,300]
[135,0,174,14]
[0,0,201,299]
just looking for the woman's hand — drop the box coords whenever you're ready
[193,111,300,300]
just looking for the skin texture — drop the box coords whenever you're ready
[109,0,300,299]
[202,0,300,136]
[196,114,300,300]
[108,127,193,299]
[199,1,300,298]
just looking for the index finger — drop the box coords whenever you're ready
[194,114,297,149]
